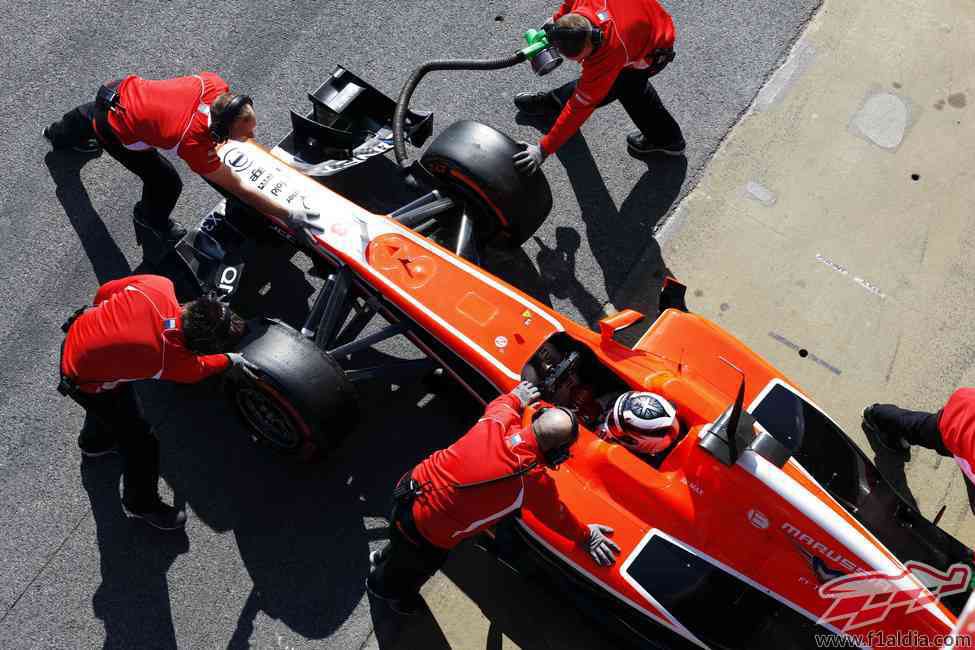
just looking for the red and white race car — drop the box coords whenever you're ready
[167,67,973,649]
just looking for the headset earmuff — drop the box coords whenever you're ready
[550,23,602,56]
[210,93,253,143]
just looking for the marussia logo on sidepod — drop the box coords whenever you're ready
[781,522,864,574]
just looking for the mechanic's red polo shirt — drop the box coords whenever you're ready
[61,275,230,393]
[410,393,590,550]
[105,72,229,174]
[541,0,676,155]
[939,388,975,484]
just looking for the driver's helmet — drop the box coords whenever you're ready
[599,392,679,456]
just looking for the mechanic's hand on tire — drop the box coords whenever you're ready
[510,380,541,409]
[512,142,545,175]
[285,207,326,248]
[226,352,259,380]
[585,524,621,567]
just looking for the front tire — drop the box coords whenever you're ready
[420,120,553,248]
[228,319,358,459]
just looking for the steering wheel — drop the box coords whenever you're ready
[541,351,580,398]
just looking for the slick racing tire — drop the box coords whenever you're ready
[227,318,358,460]
[420,119,552,248]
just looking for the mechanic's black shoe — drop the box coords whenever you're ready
[43,126,102,154]
[77,420,119,458]
[626,130,686,157]
[862,405,911,461]
[365,573,423,616]
[156,219,188,246]
[77,434,118,458]
[514,91,560,116]
[122,499,187,530]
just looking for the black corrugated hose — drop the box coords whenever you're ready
[393,51,527,169]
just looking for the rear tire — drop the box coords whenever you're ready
[420,120,552,248]
[228,318,358,460]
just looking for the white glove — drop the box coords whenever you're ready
[284,207,325,248]
[512,142,545,175]
[226,352,259,378]
[585,524,621,567]
[510,381,541,409]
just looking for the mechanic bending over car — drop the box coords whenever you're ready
[597,391,681,459]
[58,274,258,530]
[44,72,321,251]
[512,0,684,175]
[863,388,975,514]
[367,381,620,615]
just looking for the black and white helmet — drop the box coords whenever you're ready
[600,392,679,455]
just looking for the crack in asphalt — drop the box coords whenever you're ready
[0,507,91,626]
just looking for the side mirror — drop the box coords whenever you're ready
[598,309,644,341]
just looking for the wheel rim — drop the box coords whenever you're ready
[235,386,302,450]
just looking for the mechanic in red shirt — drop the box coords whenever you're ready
[863,389,975,512]
[512,0,684,175]
[366,381,620,615]
[59,274,256,530]
[44,73,319,253]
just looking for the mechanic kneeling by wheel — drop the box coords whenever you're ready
[512,0,684,175]
[367,381,620,615]
[43,72,321,255]
[58,274,257,530]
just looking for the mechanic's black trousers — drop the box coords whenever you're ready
[70,384,162,510]
[47,101,182,231]
[549,67,683,145]
[369,476,449,601]
[869,403,975,513]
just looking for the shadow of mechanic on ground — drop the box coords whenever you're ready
[155,371,470,645]
[81,458,189,650]
[44,150,131,284]
[554,133,684,304]
[514,113,684,332]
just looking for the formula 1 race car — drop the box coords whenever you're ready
[165,69,974,649]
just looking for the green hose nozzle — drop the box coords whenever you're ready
[521,29,551,59]
[521,28,563,77]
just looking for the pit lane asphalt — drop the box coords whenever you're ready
[0,1,820,647]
